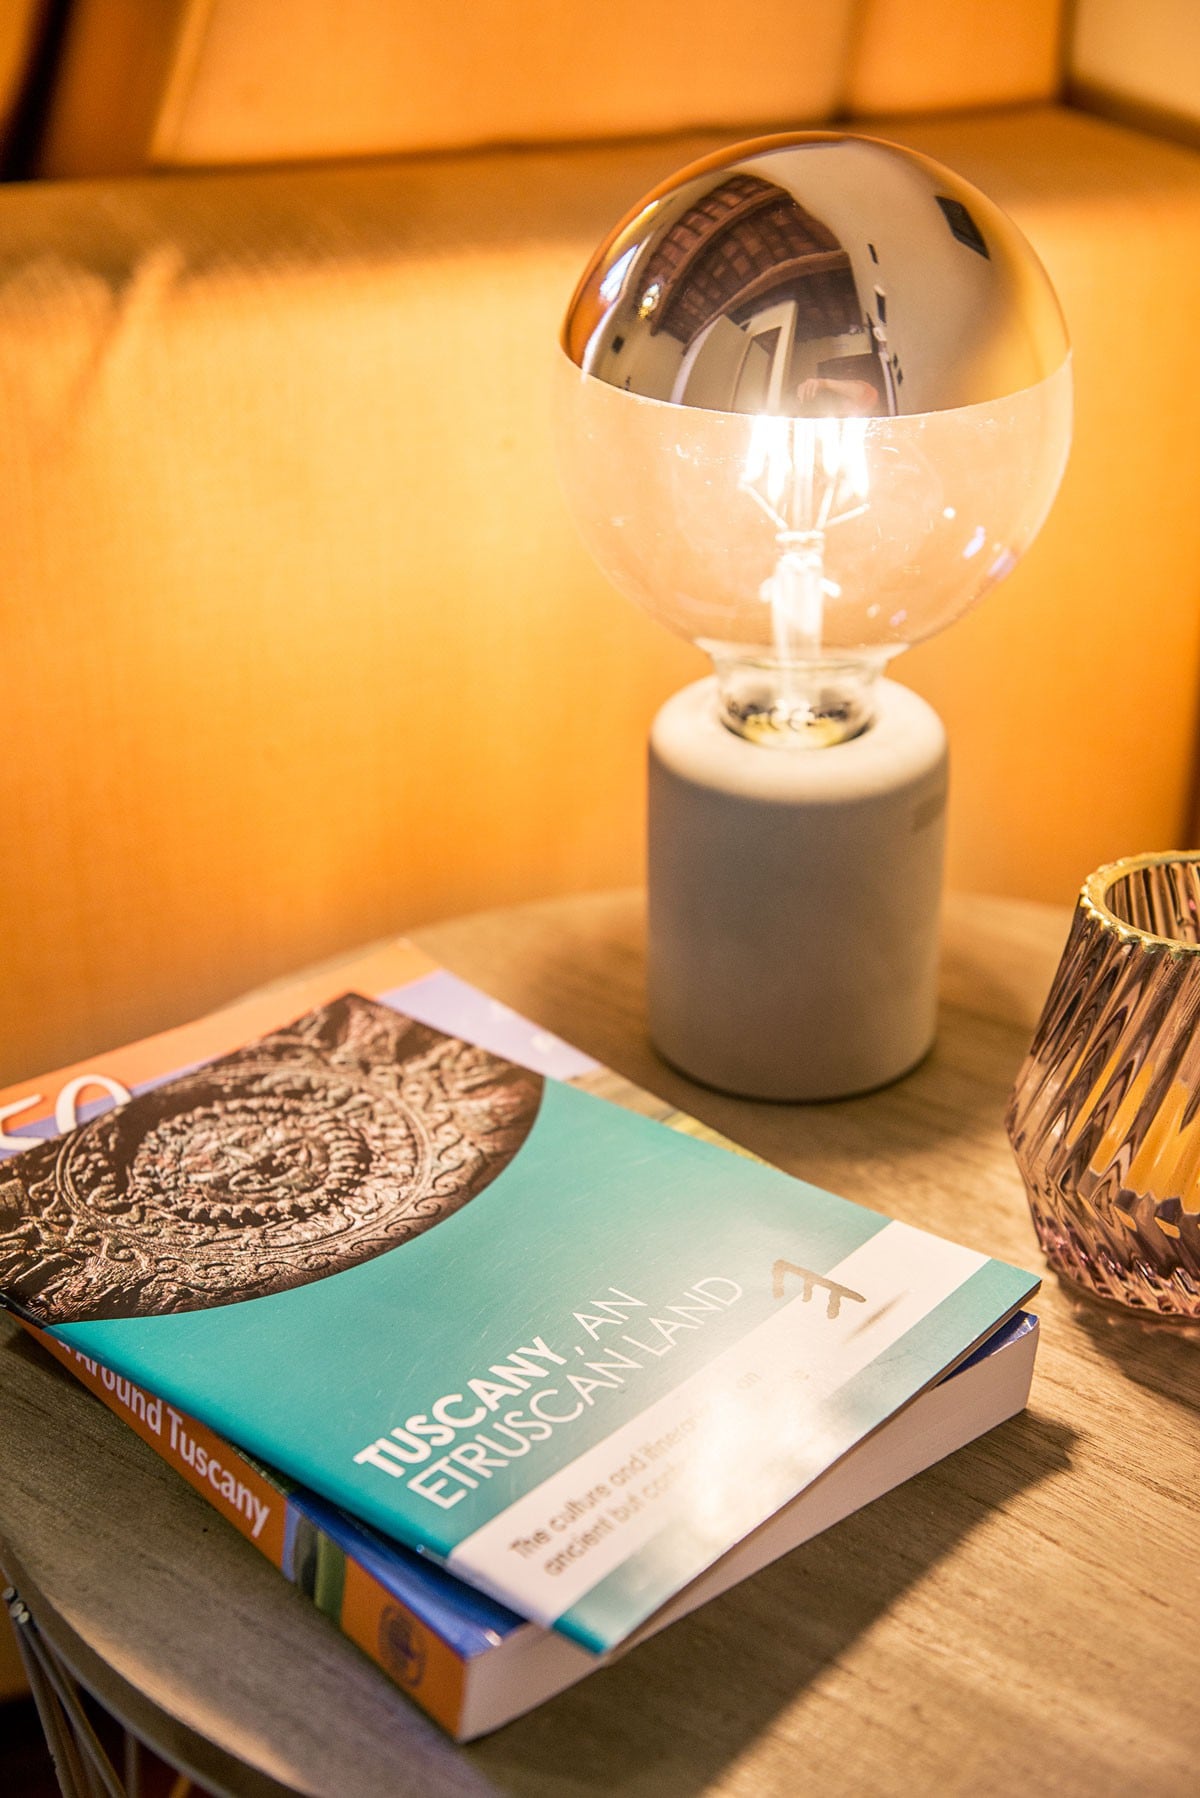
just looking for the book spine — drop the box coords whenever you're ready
[22,1322,470,1739]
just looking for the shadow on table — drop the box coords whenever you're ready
[1061,1281,1199,1414]
[471,1406,1074,1798]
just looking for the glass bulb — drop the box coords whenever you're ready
[557,133,1072,746]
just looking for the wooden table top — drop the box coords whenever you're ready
[1,890,1197,1797]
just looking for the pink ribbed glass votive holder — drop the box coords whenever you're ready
[1007,852,1200,1320]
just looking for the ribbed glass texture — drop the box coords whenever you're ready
[1007,854,1200,1319]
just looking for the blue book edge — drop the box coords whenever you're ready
[284,1306,1038,1661]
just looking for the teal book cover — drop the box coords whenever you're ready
[0,957,1038,1656]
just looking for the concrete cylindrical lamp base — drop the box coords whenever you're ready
[647,677,949,1101]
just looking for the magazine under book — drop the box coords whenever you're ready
[0,940,1039,1656]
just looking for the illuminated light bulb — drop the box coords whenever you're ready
[557,134,1071,1098]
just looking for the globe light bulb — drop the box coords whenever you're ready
[556,134,1072,1100]
[557,133,1071,747]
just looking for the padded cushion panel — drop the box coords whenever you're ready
[1,106,1198,1077]
[846,0,1062,116]
[38,0,854,173]
[1070,0,1200,149]
[38,0,1062,175]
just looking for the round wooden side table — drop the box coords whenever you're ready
[1,892,1196,1796]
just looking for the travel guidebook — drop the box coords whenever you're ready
[23,1307,1037,1738]
[0,942,1040,1692]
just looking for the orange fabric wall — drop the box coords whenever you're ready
[2,104,1199,1083]
[2,2,1198,1081]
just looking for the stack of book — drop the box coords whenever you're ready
[0,942,1039,1740]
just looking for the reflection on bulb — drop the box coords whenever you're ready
[557,133,1073,747]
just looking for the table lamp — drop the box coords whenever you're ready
[557,134,1071,1100]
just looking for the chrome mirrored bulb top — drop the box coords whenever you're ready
[557,133,1072,745]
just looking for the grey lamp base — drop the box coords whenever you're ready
[647,677,949,1102]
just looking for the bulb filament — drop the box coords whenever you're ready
[739,416,871,664]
